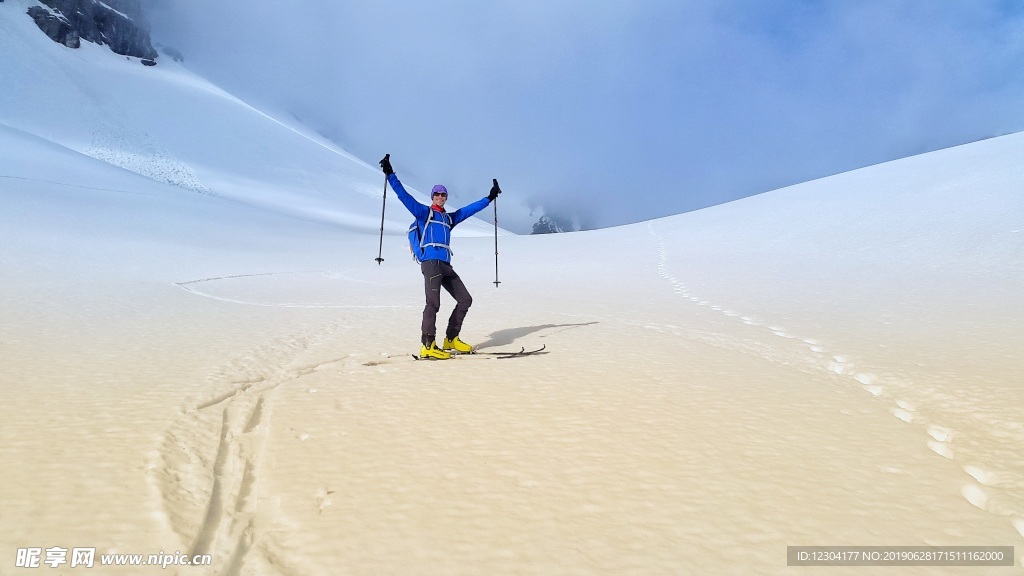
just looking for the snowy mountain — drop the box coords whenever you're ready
[531,214,575,235]
[1,0,498,237]
[3,2,1023,573]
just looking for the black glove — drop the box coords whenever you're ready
[488,178,502,202]
[379,154,393,176]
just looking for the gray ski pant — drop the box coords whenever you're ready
[420,260,473,344]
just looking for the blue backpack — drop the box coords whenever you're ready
[407,209,433,263]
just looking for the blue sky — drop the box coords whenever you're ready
[148,0,1024,232]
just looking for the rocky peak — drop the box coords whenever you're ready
[532,214,574,235]
[26,0,158,64]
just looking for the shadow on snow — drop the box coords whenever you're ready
[475,322,598,350]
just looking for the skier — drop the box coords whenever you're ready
[379,154,501,359]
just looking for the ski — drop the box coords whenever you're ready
[412,345,547,361]
[463,347,524,356]
[457,344,547,358]
[495,344,547,359]
[412,354,457,361]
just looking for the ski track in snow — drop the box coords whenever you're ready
[646,223,1022,539]
[0,174,161,197]
[147,318,564,573]
[173,271,414,309]
[152,270,423,572]
[148,322,367,574]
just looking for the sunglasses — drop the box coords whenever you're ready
[432,192,448,197]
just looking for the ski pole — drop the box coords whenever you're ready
[492,178,501,287]
[374,154,389,265]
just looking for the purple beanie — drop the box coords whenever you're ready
[431,184,447,195]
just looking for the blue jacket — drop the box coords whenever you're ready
[389,173,491,263]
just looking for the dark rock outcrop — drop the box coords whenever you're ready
[531,215,574,235]
[27,6,80,48]
[28,0,158,61]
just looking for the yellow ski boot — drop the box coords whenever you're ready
[442,336,474,354]
[419,341,451,360]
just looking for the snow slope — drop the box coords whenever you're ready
[3,2,1024,573]
[0,0,498,236]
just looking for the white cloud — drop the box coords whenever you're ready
[148,0,1024,231]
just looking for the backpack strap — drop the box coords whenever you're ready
[420,209,453,257]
